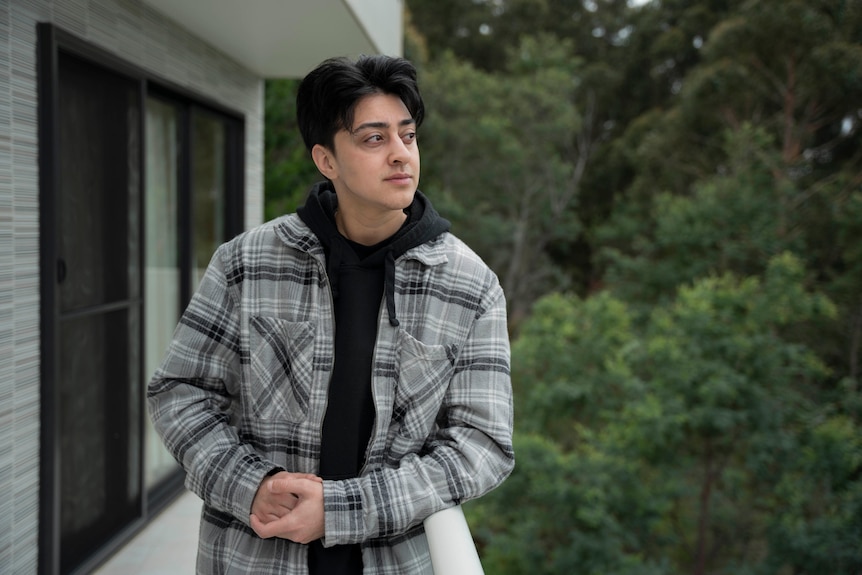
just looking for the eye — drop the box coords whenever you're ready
[365,134,384,144]
[402,131,417,144]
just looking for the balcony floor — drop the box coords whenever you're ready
[94,490,201,574]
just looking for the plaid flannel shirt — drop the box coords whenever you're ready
[148,213,515,574]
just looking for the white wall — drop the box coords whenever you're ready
[0,0,264,571]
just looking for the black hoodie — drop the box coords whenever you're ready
[297,181,449,574]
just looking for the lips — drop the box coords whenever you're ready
[385,173,413,184]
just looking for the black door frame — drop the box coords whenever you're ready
[37,23,245,575]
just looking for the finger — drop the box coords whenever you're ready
[252,495,296,518]
[267,473,323,493]
[275,472,323,485]
[268,477,306,495]
[250,513,289,539]
[289,472,323,482]
[288,477,324,498]
[267,485,303,505]
[250,511,282,525]
[249,513,271,538]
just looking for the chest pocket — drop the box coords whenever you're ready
[391,330,457,441]
[247,315,315,423]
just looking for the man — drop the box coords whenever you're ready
[148,54,514,574]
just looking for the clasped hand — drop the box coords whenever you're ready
[250,471,325,544]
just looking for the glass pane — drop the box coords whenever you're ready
[56,52,142,573]
[59,313,108,539]
[144,96,182,488]
[191,111,227,287]
[58,56,135,312]
[59,309,139,572]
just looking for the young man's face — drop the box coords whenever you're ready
[313,92,420,221]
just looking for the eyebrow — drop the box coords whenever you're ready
[351,118,416,133]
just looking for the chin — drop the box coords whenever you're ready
[399,192,417,209]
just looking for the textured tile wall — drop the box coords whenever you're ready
[0,0,264,572]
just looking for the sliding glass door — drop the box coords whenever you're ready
[55,51,143,575]
[143,99,242,491]
[39,24,245,575]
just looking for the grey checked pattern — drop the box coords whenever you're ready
[148,213,515,574]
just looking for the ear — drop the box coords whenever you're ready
[311,144,337,180]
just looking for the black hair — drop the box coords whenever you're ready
[296,54,425,153]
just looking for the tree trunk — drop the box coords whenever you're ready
[695,445,715,575]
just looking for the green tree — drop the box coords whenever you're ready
[628,253,835,574]
[598,0,862,378]
[469,432,671,575]
[263,78,318,220]
[420,36,596,323]
[262,3,862,570]
[600,125,802,308]
[510,291,637,449]
[468,254,860,574]
[762,413,862,574]
[470,290,668,574]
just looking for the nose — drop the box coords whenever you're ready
[388,136,411,164]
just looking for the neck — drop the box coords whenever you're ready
[335,209,407,246]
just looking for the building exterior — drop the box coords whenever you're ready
[0,1,403,573]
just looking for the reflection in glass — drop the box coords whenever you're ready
[192,112,227,288]
[144,96,182,489]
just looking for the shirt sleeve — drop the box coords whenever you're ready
[147,246,278,524]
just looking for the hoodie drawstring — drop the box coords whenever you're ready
[327,239,344,301]
[384,250,399,327]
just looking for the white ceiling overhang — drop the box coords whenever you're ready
[141,0,404,78]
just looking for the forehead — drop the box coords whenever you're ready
[350,93,412,129]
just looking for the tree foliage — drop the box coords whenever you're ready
[263,78,318,221]
[469,256,860,574]
[263,0,862,571]
[419,36,591,322]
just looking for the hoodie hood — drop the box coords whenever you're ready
[297,180,450,326]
